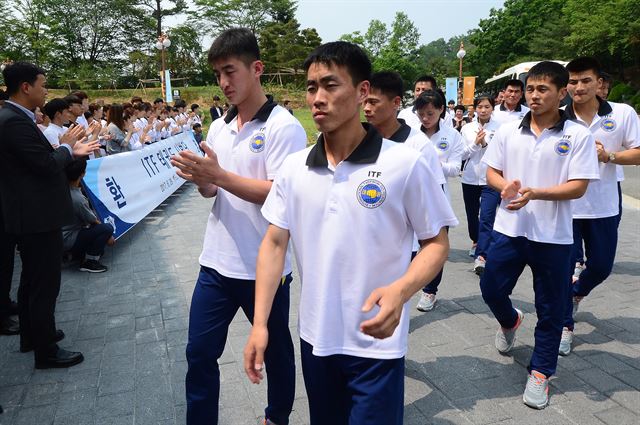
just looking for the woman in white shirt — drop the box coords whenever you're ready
[413,90,463,312]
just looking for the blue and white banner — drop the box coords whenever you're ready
[82,132,203,239]
[445,78,458,105]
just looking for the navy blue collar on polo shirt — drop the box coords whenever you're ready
[564,96,613,121]
[518,109,568,132]
[223,95,277,124]
[500,102,523,112]
[388,119,412,143]
[420,120,440,137]
[306,123,383,167]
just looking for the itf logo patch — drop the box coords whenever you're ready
[437,141,449,151]
[250,133,266,152]
[555,140,571,156]
[601,118,616,132]
[357,179,386,209]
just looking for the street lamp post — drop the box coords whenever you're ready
[154,34,171,102]
[456,42,466,105]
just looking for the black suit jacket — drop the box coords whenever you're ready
[0,103,74,234]
[209,106,223,122]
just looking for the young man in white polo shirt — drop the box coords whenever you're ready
[243,42,457,425]
[560,57,640,356]
[170,28,307,425]
[492,79,530,125]
[363,71,445,187]
[480,61,600,409]
[42,98,70,148]
[398,75,453,130]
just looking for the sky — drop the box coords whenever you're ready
[166,0,505,46]
[295,0,505,45]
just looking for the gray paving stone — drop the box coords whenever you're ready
[1,181,638,425]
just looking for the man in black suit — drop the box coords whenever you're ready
[0,62,99,369]
[0,91,19,336]
[209,95,224,122]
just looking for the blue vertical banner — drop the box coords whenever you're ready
[165,70,173,103]
[445,78,458,105]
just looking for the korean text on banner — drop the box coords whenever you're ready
[81,132,203,239]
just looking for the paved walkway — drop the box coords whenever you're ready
[0,180,638,425]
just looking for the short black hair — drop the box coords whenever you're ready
[504,79,524,91]
[303,41,371,86]
[192,123,202,130]
[448,99,455,105]
[526,61,569,89]
[415,89,445,110]
[64,94,82,105]
[174,99,186,108]
[370,71,404,99]
[208,27,260,66]
[600,71,612,84]
[43,98,69,120]
[454,105,465,112]
[191,103,199,111]
[2,61,46,96]
[213,95,220,101]
[65,159,87,182]
[153,98,164,104]
[71,90,88,100]
[473,96,495,108]
[415,75,438,89]
[566,57,602,78]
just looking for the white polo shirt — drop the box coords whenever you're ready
[389,119,447,252]
[565,99,640,218]
[199,99,307,279]
[42,123,68,148]
[425,124,464,201]
[262,124,458,359]
[460,119,500,185]
[76,114,89,129]
[483,112,600,245]
[492,102,530,126]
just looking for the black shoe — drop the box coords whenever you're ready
[8,301,19,316]
[20,329,65,353]
[79,260,107,273]
[35,348,84,369]
[0,317,19,335]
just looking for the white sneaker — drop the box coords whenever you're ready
[559,327,573,356]
[468,245,476,257]
[573,263,585,280]
[473,257,486,275]
[495,308,524,353]
[416,293,436,312]
[523,370,549,409]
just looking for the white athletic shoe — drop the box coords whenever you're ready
[559,327,573,356]
[523,370,550,409]
[495,308,524,353]
[473,257,486,276]
[416,293,436,312]
[468,245,476,257]
[573,263,585,280]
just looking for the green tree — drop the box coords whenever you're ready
[564,0,640,78]
[139,0,186,36]
[166,24,204,78]
[191,0,273,34]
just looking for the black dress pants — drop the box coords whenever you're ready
[16,230,62,356]
[0,227,16,319]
